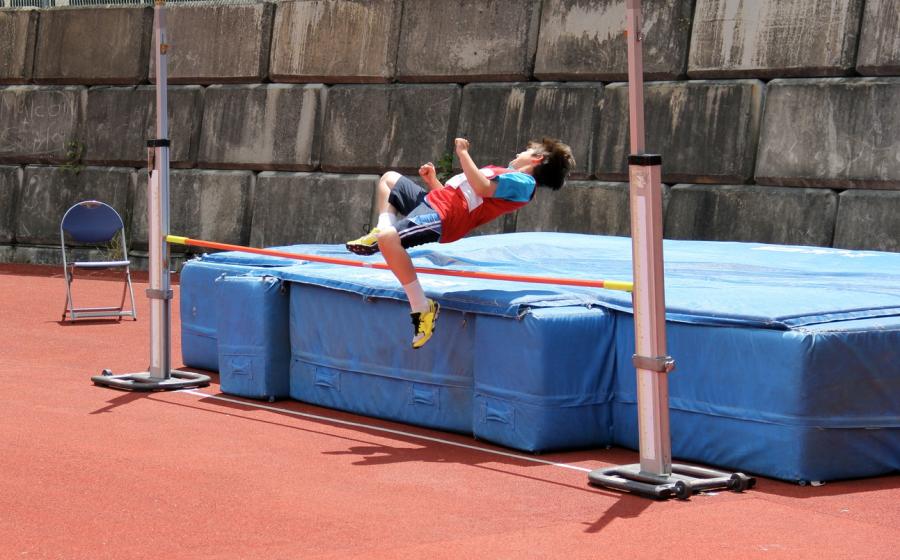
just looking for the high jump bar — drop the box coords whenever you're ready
[166,235,634,292]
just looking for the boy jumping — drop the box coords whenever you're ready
[346,137,574,349]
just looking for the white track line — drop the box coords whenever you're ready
[179,389,593,473]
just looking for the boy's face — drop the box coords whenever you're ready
[508,144,542,170]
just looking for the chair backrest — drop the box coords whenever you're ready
[60,200,125,244]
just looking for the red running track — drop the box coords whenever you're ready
[1,263,898,559]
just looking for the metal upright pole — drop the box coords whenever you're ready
[588,0,753,499]
[148,0,172,380]
[92,0,209,391]
[623,0,673,478]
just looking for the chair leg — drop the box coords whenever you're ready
[62,265,75,321]
[125,267,137,320]
[117,269,128,321]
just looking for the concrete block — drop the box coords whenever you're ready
[33,7,152,85]
[457,82,600,179]
[321,84,460,174]
[197,84,325,171]
[834,190,900,252]
[0,9,38,84]
[6,245,112,268]
[16,166,134,246]
[270,0,401,83]
[664,184,838,247]
[0,86,86,165]
[756,78,900,189]
[396,0,541,82]
[251,172,376,247]
[0,166,21,243]
[82,86,202,168]
[149,3,274,85]
[688,0,864,78]
[856,0,900,76]
[534,0,693,81]
[517,181,635,236]
[132,169,254,252]
[595,80,763,184]
[0,245,12,264]
[129,251,189,272]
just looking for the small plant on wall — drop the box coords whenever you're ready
[104,228,125,262]
[61,140,85,176]
[435,151,455,183]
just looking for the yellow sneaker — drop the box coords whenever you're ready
[410,299,440,349]
[346,228,381,255]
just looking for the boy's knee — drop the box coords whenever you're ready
[380,171,402,189]
[376,227,399,245]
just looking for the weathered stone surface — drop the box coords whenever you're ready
[856,0,900,76]
[129,251,190,272]
[270,0,400,83]
[664,184,838,247]
[688,0,864,78]
[82,86,202,168]
[595,80,763,184]
[149,3,274,85]
[834,190,900,252]
[534,0,693,81]
[457,82,600,179]
[517,181,645,236]
[0,86,86,165]
[0,9,38,84]
[0,165,21,242]
[33,7,152,85]
[132,169,254,252]
[321,84,460,174]
[8,245,117,267]
[396,0,541,82]
[756,78,900,189]
[17,166,134,246]
[197,84,325,171]
[251,172,376,246]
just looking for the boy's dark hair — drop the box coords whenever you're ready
[530,137,575,190]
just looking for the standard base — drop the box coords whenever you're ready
[588,463,755,500]
[91,369,210,392]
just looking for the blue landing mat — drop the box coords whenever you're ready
[182,233,900,479]
[199,232,900,328]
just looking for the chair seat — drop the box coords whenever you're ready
[72,260,131,269]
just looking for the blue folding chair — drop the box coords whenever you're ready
[60,200,137,322]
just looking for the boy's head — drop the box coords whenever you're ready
[509,138,574,190]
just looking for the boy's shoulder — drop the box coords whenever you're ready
[488,167,536,202]
[481,165,514,180]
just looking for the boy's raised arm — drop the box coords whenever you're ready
[418,162,443,191]
[454,138,494,197]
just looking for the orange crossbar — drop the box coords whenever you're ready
[166,235,633,292]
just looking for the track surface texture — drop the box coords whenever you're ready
[1,264,897,559]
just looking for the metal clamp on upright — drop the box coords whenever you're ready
[633,354,675,373]
[145,288,173,300]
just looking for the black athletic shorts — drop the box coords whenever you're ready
[388,176,443,249]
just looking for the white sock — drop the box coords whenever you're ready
[376,212,397,230]
[402,279,429,313]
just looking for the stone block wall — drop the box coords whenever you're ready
[0,0,898,270]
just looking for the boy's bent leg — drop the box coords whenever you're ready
[377,172,402,213]
[346,174,426,255]
[346,172,401,255]
[378,226,441,349]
